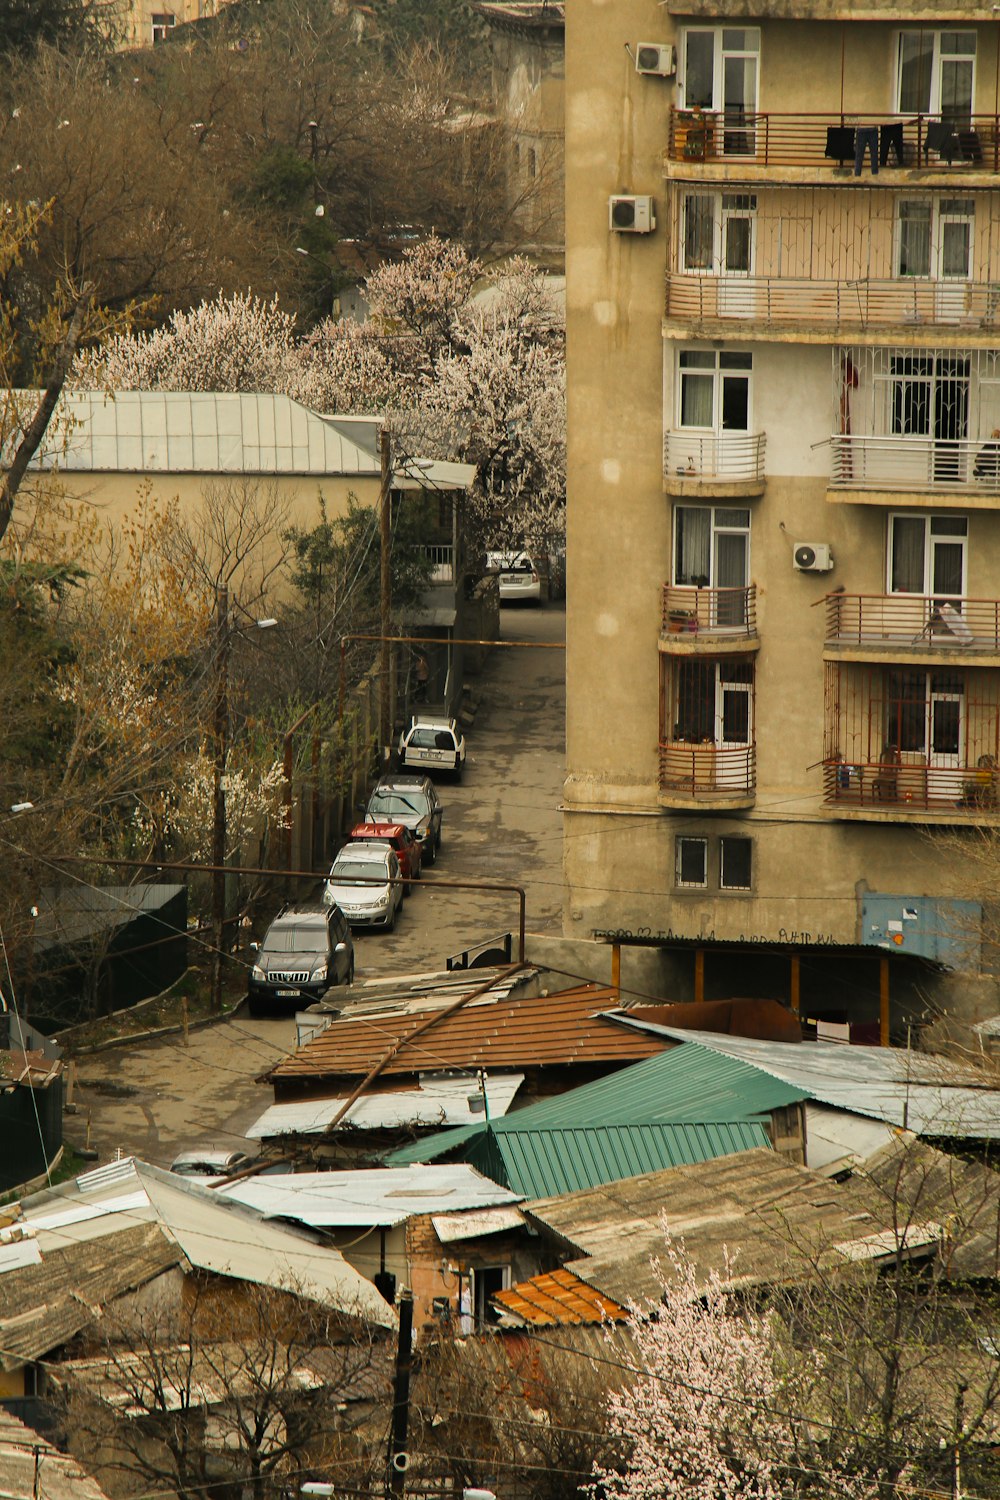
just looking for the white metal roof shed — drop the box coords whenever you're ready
[246,1072,525,1140]
[214,1164,521,1229]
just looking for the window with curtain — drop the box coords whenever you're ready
[683,195,716,270]
[889,513,967,595]
[897,31,975,118]
[679,350,752,431]
[897,201,931,277]
[674,506,750,587]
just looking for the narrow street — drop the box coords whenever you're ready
[71,605,566,1167]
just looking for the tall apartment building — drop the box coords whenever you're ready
[564,0,1000,1031]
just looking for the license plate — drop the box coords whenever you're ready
[275,989,298,998]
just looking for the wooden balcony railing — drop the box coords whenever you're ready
[666,275,1000,331]
[662,583,758,640]
[667,109,1000,173]
[664,430,766,482]
[659,741,756,798]
[823,756,999,812]
[826,593,1000,652]
[830,435,1000,493]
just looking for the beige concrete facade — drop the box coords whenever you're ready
[564,2,1000,1027]
[106,0,234,49]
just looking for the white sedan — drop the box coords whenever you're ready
[398,716,467,779]
[486,551,543,604]
[322,847,404,931]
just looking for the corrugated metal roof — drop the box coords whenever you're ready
[484,1122,773,1197]
[295,965,540,1047]
[32,392,380,477]
[464,1044,807,1130]
[610,1026,1000,1140]
[494,1267,625,1326]
[246,1072,524,1140]
[431,1206,526,1242]
[271,983,667,1084]
[215,1165,519,1228]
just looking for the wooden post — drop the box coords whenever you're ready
[611,942,621,1003]
[694,947,705,1003]
[879,954,890,1047]
[790,954,801,1015]
[378,427,392,768]
[181,996,189,1048]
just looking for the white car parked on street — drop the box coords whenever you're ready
[322,845,404,931]
[397,716,467,779]
[486,551,543,604]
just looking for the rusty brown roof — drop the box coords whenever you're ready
[269,984,667,1084]
[493,1268,627,1326]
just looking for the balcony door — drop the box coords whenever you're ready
[897,31,976,124]
[682,28,759,156]
[891,354,970,483]
[674,505,750,627]
[716,660,754,784]
[719,194,756,318]
[886,668,965,798]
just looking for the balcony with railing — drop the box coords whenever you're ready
[411,543,455,584]
[666,110,1000,179]
[663,431,766,495]
[660,583,759,653]
[822,659,1000,822]
[829,435,1000,496]
[658,741,757,808]
[666,276,1000,341]
[825,593,1000,663]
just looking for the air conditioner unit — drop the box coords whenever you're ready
[609,195,656,233]
[793,542,835,573]
[635,42,675,76]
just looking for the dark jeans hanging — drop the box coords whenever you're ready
[854,125,879,175]
[879,122,904,166]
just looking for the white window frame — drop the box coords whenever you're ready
[151,11,176,42]
[680,27,760,113]
[673,505,751,589]
[894,197,974,281]
[677,349,752,433]
[895,30,977,118]
[681,192,757,275]
[887,512,968,598]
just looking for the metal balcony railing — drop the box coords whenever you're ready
[667,109,1000,173]
[666,275,1000,331]
[664,430,766,482]
[830,435,1000,492]
[413,543,454,584]
[823,756,1000,812]
[658,741,756,798]
[662,583,758,640]
[826,593,1000,652]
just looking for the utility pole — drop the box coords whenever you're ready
[386,1288,414,1500]
[953,1381,967,1500]
[379,426,393,768]
[210,585,230,1013]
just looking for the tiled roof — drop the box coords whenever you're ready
[268,983,667,1084]
[493,1268,626,1326]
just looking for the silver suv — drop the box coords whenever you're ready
[364,774,444,864]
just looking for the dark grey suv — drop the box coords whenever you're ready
[248,903,354,1016]
[364,774,443,864]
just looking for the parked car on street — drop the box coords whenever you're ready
[397,715,466,779]
[486,550,543,604]
[248,902,354,1016]
[323,845,404,930]
[363,775,444,864]
[170,1147,253,1178]
[347,821,422,892]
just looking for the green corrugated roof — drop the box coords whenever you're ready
[478,1121,773,1198]
[386,1043,806,1171]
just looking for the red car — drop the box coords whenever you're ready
[348,822,423,894]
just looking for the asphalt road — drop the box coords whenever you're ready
[70,603,566,1168]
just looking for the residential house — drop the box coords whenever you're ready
[563,0,1000,1033]
[211,1164,533,1335]
[493,1135,1000,1324]
[0,1157,393,1411]
[260,979,671,1165]
[609,1021,1000,1164]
